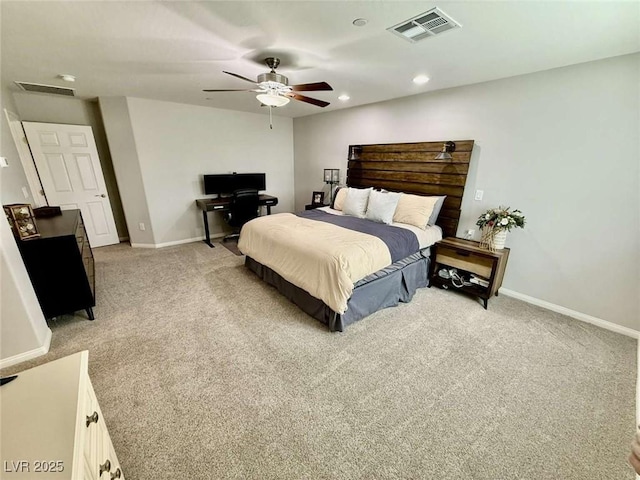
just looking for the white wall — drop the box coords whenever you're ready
[123,97,294,245]
[293,54,640,332]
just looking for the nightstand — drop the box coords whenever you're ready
[305,204,327,210]
[429,237,510,309]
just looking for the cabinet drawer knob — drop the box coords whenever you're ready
[111,468,122,479]
[86,411,99,427]
[99,459,111,476]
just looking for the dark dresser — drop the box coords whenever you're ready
[16,209,95,320]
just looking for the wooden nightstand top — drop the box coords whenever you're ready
[436,237,510,257]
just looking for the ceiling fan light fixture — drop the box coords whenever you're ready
[256,93,290,107]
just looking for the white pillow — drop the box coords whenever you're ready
[393,193,440,230]
[365,190,401,224]
[342,187,372,218]
[333,187,348,211]
[427,196,446,225]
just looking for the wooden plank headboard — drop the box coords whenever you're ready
[346,140,475,238]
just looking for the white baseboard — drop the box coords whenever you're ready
[0,327,52,369]
[500,288,639,339]
[131,233,225,249]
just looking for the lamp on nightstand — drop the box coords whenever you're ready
[324,169,340,204]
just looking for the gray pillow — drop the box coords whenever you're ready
[428,196,446,225]
[342,187,372,218]
[365,190,401,224]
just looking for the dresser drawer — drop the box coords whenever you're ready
[84,381,99,470]
[83,374,124,480]
[1,351,125,480]
[435,246,493,278]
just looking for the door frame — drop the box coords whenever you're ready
[3,109,48,207]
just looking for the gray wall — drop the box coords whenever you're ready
[101,96,294,246]
[0,85,51,365]
[293,54,640,331]
[99,97,156,245]
[12,92,128,239]
[1,86,33,204]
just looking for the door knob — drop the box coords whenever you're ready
[95,194,106,198]
[86,411,99,427]
[99,459,111,475]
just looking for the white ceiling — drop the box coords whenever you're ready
[2,1,638,118]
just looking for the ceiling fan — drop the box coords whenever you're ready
[204,57,333,108]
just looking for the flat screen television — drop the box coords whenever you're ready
[203,173,266,195]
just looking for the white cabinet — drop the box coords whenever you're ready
[0,351,124,479]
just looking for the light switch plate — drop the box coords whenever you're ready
[0,157,8,167]
[474,190,484,201]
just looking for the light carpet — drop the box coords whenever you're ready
[3,241,637,479]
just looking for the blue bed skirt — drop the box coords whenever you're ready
[244,249,431,332]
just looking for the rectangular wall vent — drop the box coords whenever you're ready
[14,81,75,97]
[388,7,461,43]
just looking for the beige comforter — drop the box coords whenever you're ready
[238,213,392,314]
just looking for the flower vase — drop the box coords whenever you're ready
[480,226,507,251]
[492,229,507,250]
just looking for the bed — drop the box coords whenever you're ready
[239,140,475,331]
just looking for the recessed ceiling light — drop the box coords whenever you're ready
[58,74,76,82]
[413,75,430,85]
[338,94,350,101]
[352,18,368,27]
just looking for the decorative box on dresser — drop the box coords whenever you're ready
[0,351,125,479]
[16,209,95,320]
[429,237,510,309]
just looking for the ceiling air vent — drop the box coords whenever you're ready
[388,7,461,43]
[14,81,75,97]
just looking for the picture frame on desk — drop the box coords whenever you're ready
[311,191,325,206]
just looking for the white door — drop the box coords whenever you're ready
[22,122,119,247]
[3,110,48,207]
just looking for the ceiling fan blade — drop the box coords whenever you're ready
[290,81,333,92]
[223,71,258,84]
[287,92,330,108]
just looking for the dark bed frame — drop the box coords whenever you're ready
[246,140,475,331]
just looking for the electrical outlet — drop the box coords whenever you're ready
[474,190,484,201]
[138,222,146,231]
[466,229,475,239]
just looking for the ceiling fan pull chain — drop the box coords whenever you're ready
[269,105,273,130]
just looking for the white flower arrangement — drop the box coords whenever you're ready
[476,206,526,232]
[476,206,525,251]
